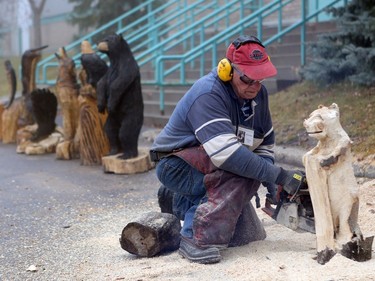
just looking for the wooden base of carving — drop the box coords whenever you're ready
[56,140,80,160]
[16,125,64,155]
[16,123,36,148]
[119,211,181,257]
[102,147,155,174]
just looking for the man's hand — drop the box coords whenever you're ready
[275,168,308,195]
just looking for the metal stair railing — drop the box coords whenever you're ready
[154,0,348,113]
[35,0,200,85]
[135,0,257,84]
[119,0,221,56]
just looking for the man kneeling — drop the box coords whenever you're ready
[150,35,306,264]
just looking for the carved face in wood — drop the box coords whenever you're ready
[303,103,340,141]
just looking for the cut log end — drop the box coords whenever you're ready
[102,148,155,174]
[119,211,181,257]
[120,222,159,257]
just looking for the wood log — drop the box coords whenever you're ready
[102,147,155,174]
[120,211,181,257]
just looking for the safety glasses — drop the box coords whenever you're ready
[232,64,264,86]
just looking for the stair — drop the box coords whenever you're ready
[141,21,337,127]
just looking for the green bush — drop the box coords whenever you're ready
[301,0,375,86]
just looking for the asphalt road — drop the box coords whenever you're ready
[3,128,346,281]
[0,138,161,280]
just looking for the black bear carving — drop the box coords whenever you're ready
[30,88,58,142]
[97,34,144,160]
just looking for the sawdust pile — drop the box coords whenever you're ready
[90,179,375,281]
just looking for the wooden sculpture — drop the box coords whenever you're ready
[1,46,48,143]
[55,47,80,160]
[96,34,152,174]
[303,103,373,264]
[19,45,49,127]
[16,88,63,155]
[96,34,144,159]
[77,40,109,165]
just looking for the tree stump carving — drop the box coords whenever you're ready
[77,40,110,165]
[55,47,80,160]
[302,103,373,264]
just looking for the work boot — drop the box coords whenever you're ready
[178,236,221,264]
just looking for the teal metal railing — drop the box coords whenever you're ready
[154,0,347,112]
[35,0,348,113]
[136,0,257,83]
[36,0,217,85]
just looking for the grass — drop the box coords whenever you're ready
[269,81,375,158]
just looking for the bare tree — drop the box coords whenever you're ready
[0,0,16,32]
[28,0,47,48]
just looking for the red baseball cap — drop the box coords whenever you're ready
[226,36,277,80]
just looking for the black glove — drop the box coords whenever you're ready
[263,182,277,205]
[275,168,307,195]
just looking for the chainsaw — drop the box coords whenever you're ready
[262,185,316,233]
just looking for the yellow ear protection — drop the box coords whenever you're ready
[217,58,233,82]
[217,35,265,82]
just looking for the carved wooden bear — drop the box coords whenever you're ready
[97,34,144,159]
[302,103,373,263]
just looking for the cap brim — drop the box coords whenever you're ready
[237,60,277,80]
